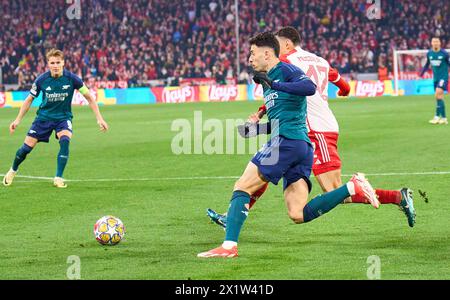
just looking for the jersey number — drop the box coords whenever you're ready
[304,64,328,101]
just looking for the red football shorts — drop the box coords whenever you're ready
[308,131,341,176]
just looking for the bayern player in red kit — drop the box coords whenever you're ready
[208,26,415,228]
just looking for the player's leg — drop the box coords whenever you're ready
[435,86,447,124]
[198,136,288,258]
[283,178,310,223]
[311,132,352,202]
[54,126,72,188]
[3,119,52,186]
[315,169,361,204]
[285,172,379,224]
[282,143,348,224]
[315,169,342,191]
[249,182,269,209]
[198,161,268,258]
[206,182,268,229]
[282,143,377,224]
[430,84,446,124]
[225,162,268,239]
[3,136,38,186]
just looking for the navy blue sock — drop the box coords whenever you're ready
[303,184,351,223]
[12,144,33,171]
[224,190,250,242]
[56,136,70,178]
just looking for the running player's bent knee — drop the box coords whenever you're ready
[288,210,304,224]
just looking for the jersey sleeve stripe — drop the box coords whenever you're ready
[330,73,341,83]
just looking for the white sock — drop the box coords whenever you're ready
[222,241,237,249]
[346,182,355,196]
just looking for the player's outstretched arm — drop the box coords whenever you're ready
[10,95,34,134]
[328,67,350,96]
[80,86,109,132]
[257,68,316,96]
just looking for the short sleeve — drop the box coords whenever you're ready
[71,73,84,90]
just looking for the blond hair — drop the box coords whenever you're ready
[46,48,64,60]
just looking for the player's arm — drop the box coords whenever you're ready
[72,74,108,132]
[248,104,267,123]
[328,67,350,96]
[253,69,316,96]
[419,54,430,77]
[237,105,270,138]
[273,70,316,96]
[9,80,41,134]
[80,86,108,132]
[9,94,35,134]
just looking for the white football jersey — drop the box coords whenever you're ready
[282,46,339,133]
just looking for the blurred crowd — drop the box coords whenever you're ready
[0,0,449,90]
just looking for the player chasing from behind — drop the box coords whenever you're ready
[198,32,379,258]
[420,36,449,125]
[207,26,416,230]
[2,49,108,188]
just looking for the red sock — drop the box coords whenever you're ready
[249,183,269,209]
[350,193,368,203]
[375,189,401,205]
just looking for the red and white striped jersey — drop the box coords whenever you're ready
[280,46,340,133]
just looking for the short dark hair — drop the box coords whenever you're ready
[431,36,441,40]
[274,26,302,46]
[249,32,280,57]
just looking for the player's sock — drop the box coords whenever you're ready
[224,190,250,243]
[375,189,401,205]
[249,182,269,209]
[437,99,446,118]
[303,184,350,223]
[435,100,441,117]
[436,99,444,117]
[56,136,70,177]
[12,143,33,171]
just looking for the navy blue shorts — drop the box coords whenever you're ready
[434,79,448,91]
[27,119,73,143]
[251,136,313,192]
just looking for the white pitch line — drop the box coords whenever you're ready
[1,171,450,183]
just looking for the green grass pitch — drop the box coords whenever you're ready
[0,95,449,279]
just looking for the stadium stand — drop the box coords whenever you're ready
[0,0,449,90]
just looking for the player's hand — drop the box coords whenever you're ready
[237,122,258,138]
[253,72,273,89]
[97,119,109,132]
[248,112,261,124]
[9,120,20,134]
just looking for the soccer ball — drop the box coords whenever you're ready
[93,215,125,245]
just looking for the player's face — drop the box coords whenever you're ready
[276,36,290,56]
[431,38,441,51]
[248,45,269,72]
[48,56,64,77]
